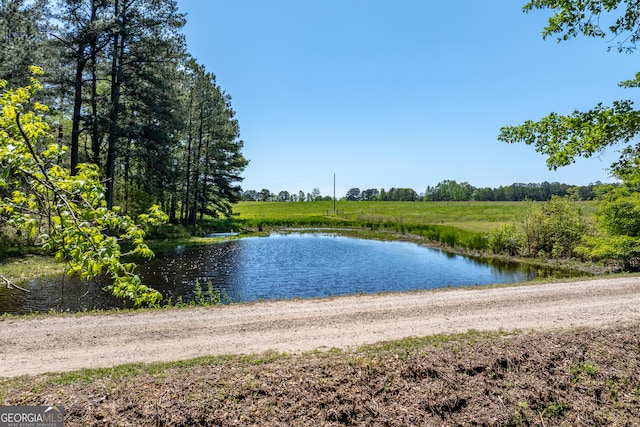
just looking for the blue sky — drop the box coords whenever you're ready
[175,1,638,198]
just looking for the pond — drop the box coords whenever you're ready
[0,233,580,314]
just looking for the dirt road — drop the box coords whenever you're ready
[1,277,639,378]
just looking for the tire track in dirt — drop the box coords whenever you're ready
[1,277,639,377]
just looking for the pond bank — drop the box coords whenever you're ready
[245,226,606,276]
[3,231,551,314]
[0,226,608,286]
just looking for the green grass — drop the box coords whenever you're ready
[0,255,68,282]
[233,200,597,232]
[228,200,598,251]
[2,200,599,287]
[360,329,512,355]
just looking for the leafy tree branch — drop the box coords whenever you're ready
[499,1,640,270]
[1,68,167,306]
[498,101,640,170]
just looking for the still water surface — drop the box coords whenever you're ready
[1,233,566,314]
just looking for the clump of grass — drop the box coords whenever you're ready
[570,361,599,383]
[163,280,224,308]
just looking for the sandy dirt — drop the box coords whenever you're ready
[1,276,640,378]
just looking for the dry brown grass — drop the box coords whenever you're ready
[2,323,639,426]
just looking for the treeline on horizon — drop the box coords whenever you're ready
[1,0,247,226]
[241,180,604,203]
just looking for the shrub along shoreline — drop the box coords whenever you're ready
[226,200,609,275]
[1,200,608,291]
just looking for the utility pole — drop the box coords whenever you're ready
[333,173,336,214]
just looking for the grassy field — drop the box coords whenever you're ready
[230,200,597,251]
[1,200,598,285]
[233,200,596,233]
[2,200,597,283]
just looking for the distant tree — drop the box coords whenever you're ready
[471,187,495,201]
[346,187,361,201]
[298,191,305,202]
[492,186,505,201]
[420,181,593,202]
[310,188,321,201]
[361,188,379,201]
[426,180,473,201]
[259,188,272,201]
[242,190,259,201]
[387,187,418,201]
[423,185,435,201]
[0,0,51,87]
[573,183,599,200]
[278,191,290,202]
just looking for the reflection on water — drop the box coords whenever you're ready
[0,274,130,315]
[1,233,583,314]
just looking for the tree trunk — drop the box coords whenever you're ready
[200,135,211,220]
[105,0,123,210]
[189,102,205,225]
[90,35,100,165]
[182,89,194,225]
[70,52,86,176]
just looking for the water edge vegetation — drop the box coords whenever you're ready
[1,199,605,293]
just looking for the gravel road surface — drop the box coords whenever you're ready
[1,277,639,377]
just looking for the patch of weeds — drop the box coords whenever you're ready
[47,363,148,387]
[605,376,630,404]
[163,280,225,308]
[570,362,599,383]
[0,377,37,404]
[541,401,569,419]
[170,351,288,369]
[143,352,288,378]
[363,336,435,355]
[0,312,15,320]
[349,355,379,374]
[0,256,67,282]
[31,351,290,395]
[361,329,510,356]
[302,347,343,358]
[237,351,288,366]
[511,411,528,427]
